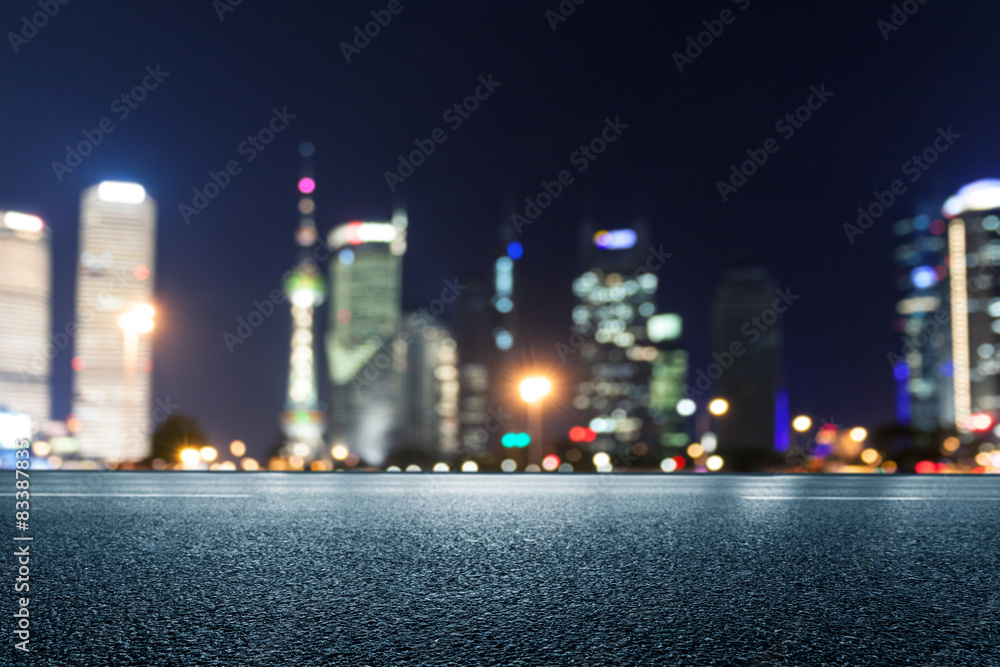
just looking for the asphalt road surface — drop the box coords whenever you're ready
[4,472,1000,666]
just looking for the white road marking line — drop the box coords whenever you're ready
[0,493,252,498]
[742,496,1000,501]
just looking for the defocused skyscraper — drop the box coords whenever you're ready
[711,264,783,470]
[281,143,326,461]
[491,224,522,355]
[453,273,494,457]
[890,212,952,431]
[569,222,686,462]
[0,210,50,432]
[943,179,1000,435]
[398,317,460,459]
[72,182,156,462]
[325,214,406,466]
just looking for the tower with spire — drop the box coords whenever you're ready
[280,142,327,461]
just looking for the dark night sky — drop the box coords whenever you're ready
[2,1,998,459]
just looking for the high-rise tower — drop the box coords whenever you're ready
[326,213,407,466]
[72,181,156,462]
[943,179,1000,435]
[890,212,952,431]
[711,264,783,470]
[569,222,687,463]
[281,142,327,460]
[0,210,51,433]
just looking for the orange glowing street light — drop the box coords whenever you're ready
[519,375,553,467]
[118,303,155,334]
[519,376,552,403]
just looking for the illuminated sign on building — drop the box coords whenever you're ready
[593,229,637,250]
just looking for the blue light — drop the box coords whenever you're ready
[339,249,354,265]
[507,241,523,260]
[940,360,953,377]
[494,329,513,350]
[893,362,909,382]
[774,388,789,452]
[911,265,936,289]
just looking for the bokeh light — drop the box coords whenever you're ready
[592,452,611,468]
[298,177,316,194]
[792,415,812,432]
[708,399,729,416]
[519,376,552,403]
[860,448,881,465]
[179,448,200,466]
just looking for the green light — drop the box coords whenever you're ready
[502,432,531,448]
[295,411,310,424]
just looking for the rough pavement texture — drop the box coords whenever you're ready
[4,472,1000,666]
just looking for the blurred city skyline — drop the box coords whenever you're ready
[2,1,1000,461]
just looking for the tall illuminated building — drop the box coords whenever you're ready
[325,213,406,466]
[491,224,522,354]
[281,142,327,460]
[398,318,460,459]
[0,210,51,433]
[453,273,493,457]
[711,264,783,470]
[569,222,687,462]
[890,212,952,431]
[943,179,1000,435]
[72,182,156,462]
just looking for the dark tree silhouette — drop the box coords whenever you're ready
[149,413,208,464]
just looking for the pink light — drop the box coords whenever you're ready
[964,412,993,433]
[298,177,316,195]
